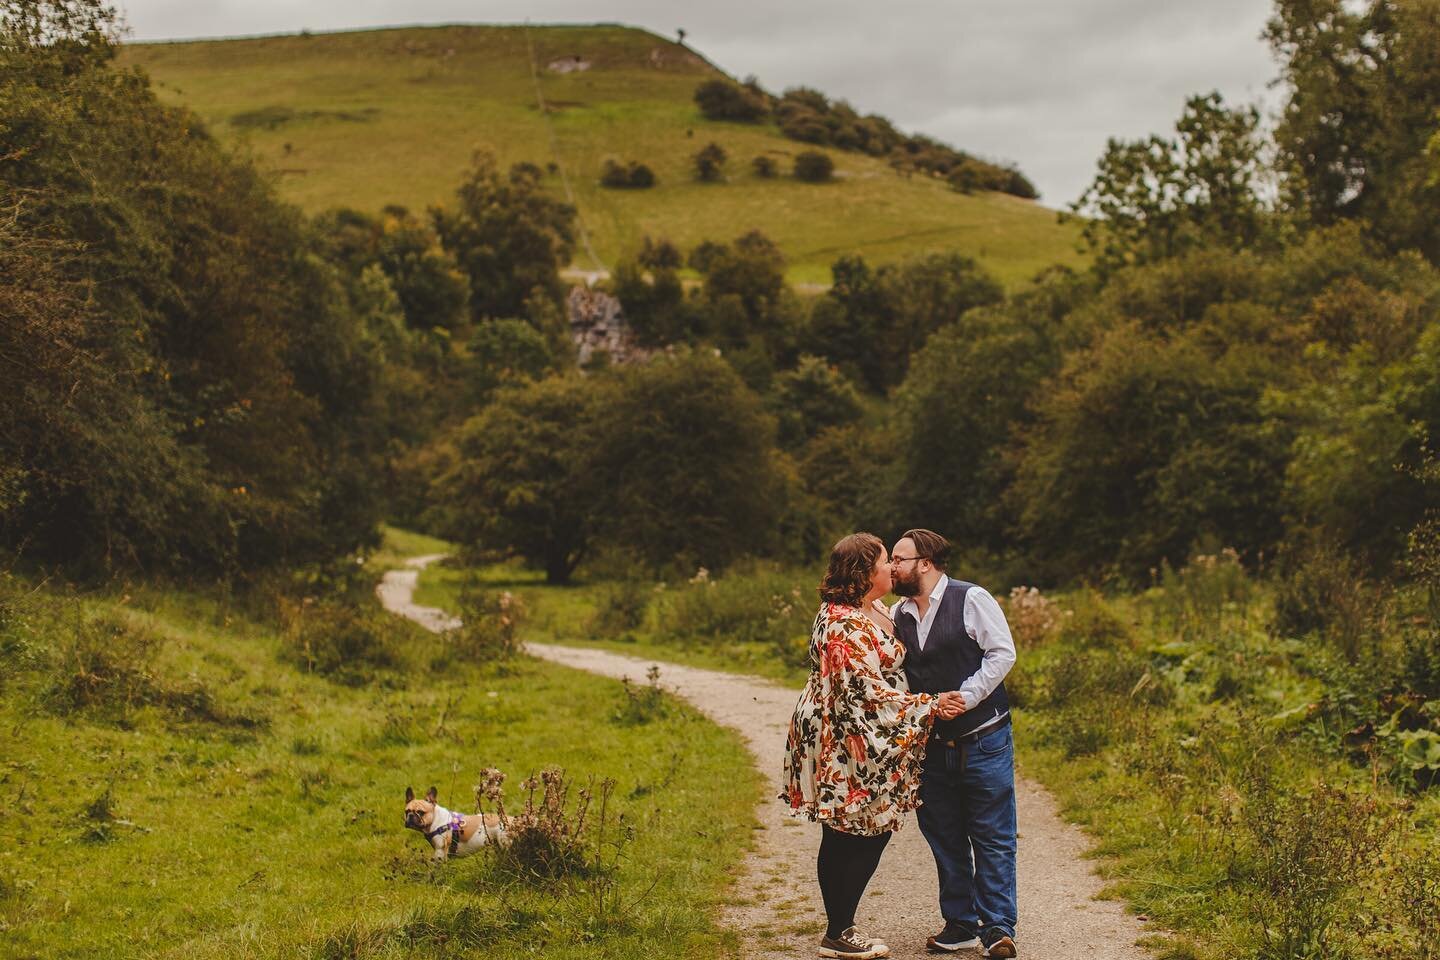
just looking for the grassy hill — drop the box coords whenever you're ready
[119,24,1084,286]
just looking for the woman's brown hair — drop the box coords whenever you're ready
[818,532,884,606]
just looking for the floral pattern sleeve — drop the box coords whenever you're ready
[781,603,936,835]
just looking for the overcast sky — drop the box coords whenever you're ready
[115,1,1281,207]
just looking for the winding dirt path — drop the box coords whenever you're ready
[379,556,1151,959]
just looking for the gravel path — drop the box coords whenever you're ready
[378,556,1152,959]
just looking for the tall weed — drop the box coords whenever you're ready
[1235,777,1391,960]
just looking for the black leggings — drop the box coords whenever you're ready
[817,824,892,939]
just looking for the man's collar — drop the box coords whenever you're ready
[899,574,950,618]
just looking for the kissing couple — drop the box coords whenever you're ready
[783,528,1018,958]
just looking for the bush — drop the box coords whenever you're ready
[1235,779,1391,960]
[1272,541,1383,662]
[599,159,656,189]
[1003,586,1067,648]
[450,584,525,660]
[1057,590,1134,649]
[474,767,633,927]
[752,155,778,178]
[279,598,405,684]
[793,150,835,182]
[43,613,261,727]
[612,665,671,725]
[1044,649,1168,707]
[1154,548,1253,644]
[694,142,727,182]
[587,580,651,638]
[657,566,812,668]
[693,79,767,122]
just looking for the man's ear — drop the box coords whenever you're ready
[425,786,438,803]
[405,786,415,803]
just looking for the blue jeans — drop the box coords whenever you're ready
[916,721,1018,939]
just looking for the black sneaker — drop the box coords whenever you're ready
[926,920,980,952]
[819,926,891,959]
[981,927,1017,958]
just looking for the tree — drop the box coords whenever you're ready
[1013,312,1291,583]
[432,376,610,583]
[432,154,575,322]
[464,318,554,403]
[769,356,865,449]
[600,158,656,189]
[596,351,788,570]
[794,150,835,182]
[1070,92,1272,275]
[693,79,767,122]
[0,0,389,574]
[1268,0,1440,262]
[694,141,728,182]
[752,155,778,178]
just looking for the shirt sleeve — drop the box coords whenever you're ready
[959,587,1016,710]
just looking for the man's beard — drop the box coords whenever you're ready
[891,573,921,597]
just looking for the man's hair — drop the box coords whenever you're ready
[901,528,951,572]
[819,532,884,606]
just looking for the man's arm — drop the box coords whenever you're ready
[958,587,1016,709]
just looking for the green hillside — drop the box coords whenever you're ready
[119,24,1084,286]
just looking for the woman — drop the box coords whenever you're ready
[782,533,963,959]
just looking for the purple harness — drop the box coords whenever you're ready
[426,814,465,854]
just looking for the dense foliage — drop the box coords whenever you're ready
[1,1,388,574]
[692,78,1039,199]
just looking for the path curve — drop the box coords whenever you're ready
[378,556,1151,959]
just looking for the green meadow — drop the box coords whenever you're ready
[118,24,1084,286]
[0,533,759,959]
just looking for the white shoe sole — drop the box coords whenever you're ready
[818,945,890,959]
[929,938,981,953]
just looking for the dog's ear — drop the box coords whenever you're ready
[425,786,438,803]
[405,786,415,803]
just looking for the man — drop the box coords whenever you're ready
[890,528,1018,958]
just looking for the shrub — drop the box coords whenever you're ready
[279,598,405,684]
[612,665,670,725]
[43,612,261,726]
[657,566,812,668]
[1272,541,1382,662]
[793,150,834,182]
[1044,649,1168,707]
[1056,590,1133,649]
[599,159,655,189]
[693,79,767,122]
[450,584,525,660]
[587,580,651,639]
[752,155,778,178]
[1155,548,1253,644]
[1398,841,1440,960]
[1235,779,1391,960]
[693,142,727,182]
[474,767,632,914]
[1003,586,1067,648]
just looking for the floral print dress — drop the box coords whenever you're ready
[781,602,937,835]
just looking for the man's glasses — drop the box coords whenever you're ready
[890,555,926,566]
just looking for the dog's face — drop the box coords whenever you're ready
[403,785,439,832]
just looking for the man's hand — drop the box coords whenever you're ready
[936,690,966,720]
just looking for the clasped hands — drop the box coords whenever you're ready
[935,690,966,720]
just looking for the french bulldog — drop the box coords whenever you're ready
[403,785,509,860]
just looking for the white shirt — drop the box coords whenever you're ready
[894,574,1017,712]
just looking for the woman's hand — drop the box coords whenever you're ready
[936,691,966,720]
